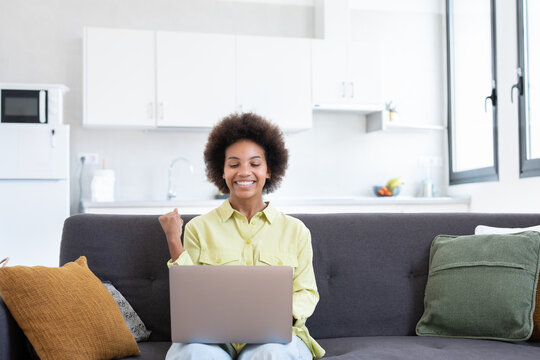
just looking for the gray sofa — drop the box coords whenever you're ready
[2,212,540,359]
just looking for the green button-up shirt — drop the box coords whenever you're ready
[168,199,325,359]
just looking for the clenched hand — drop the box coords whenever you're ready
[159,208,185,262]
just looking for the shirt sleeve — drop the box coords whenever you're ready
[292,225,320,321]
[167,221,201,267]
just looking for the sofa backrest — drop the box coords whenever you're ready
[60,212,540,341]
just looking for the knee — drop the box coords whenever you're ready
[167,343,229,360]
[240,343,287,360]
[182,343,211,357]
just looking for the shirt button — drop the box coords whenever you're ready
[246,260,252,265]
[216,258,222,264]
[246,239,251,245]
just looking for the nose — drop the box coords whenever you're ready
[238,163,251,176]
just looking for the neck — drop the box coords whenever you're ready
[229,196,267,222]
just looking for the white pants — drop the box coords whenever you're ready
[165,335,312,360]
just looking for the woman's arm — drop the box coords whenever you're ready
[292,227,320,322]
[158,208,185,262]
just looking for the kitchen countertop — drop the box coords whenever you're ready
[81,196,471,214]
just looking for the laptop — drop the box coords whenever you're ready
[169,265,293,344]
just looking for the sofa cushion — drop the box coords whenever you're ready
[317,336,540,359]
[0,256,140,360]
[475,224,540,341]
[416,232,540,341]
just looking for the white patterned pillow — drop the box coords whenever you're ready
[475,224,540,235]
[103,282,151,342]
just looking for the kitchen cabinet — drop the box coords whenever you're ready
[84,27,312,130]
[84,27,156,128]
[156,31,236,128]
[311,40,383,108]
[236,36,312,130]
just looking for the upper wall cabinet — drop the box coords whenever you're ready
[156,31,236,128]
[83,27,313,130]
[84,27,156,128]
[236,36,312,130]
[311,40,383,110]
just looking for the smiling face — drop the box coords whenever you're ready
[223,140,270,202]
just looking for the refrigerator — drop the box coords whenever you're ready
[0,123,70,266]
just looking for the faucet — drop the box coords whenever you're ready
[167,157,194,200]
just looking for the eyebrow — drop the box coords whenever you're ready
[226,156,262,160]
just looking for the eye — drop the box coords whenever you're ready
[251,163,261,167]
[228,164,239,168]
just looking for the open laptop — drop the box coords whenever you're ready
[169,265,293,344]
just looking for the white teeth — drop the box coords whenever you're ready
[236,181,254,185]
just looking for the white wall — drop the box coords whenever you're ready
[447,0,540,213]
[0,0,446,214]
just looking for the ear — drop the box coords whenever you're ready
[266,170,271,179]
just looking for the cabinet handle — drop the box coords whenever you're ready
[341,82,346,98]
[159,102,164,120]
[349,82,355,99]
[148,102,154,120]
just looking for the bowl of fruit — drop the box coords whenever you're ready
[374,177,404,197]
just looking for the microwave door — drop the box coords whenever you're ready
[1,89,47,124]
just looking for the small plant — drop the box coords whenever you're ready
[385,101,397,112]
[385,101,399,122]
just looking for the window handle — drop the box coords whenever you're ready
[484,88,497,112]
[511,68,523,104]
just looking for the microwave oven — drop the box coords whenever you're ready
[0,83,68,125]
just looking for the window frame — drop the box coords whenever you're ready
[517,0,540,178]
[446,0,499,185]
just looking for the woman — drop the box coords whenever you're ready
[159,112,325,360]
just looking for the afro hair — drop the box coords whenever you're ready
[204,112,289,194]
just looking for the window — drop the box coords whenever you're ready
[446,0,499,184]
[516,0,540,177]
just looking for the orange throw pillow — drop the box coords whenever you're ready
[0,256,140,360]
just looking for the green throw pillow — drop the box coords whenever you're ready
[416,231,540,341]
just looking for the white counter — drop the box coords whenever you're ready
[81,196,471,215]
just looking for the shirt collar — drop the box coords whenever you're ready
[217,199,277,224]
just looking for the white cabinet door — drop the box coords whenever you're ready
[312,40,383,107]
[156,32,236,128]
[347,42,383,106]
[84,27,156,127]
[311,40,349,105]
[236,36,312,130]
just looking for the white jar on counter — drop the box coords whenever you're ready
[91,169,115,202]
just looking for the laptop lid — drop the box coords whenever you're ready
[169,265,293,344]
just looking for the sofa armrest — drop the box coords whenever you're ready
[0,296,31,360]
